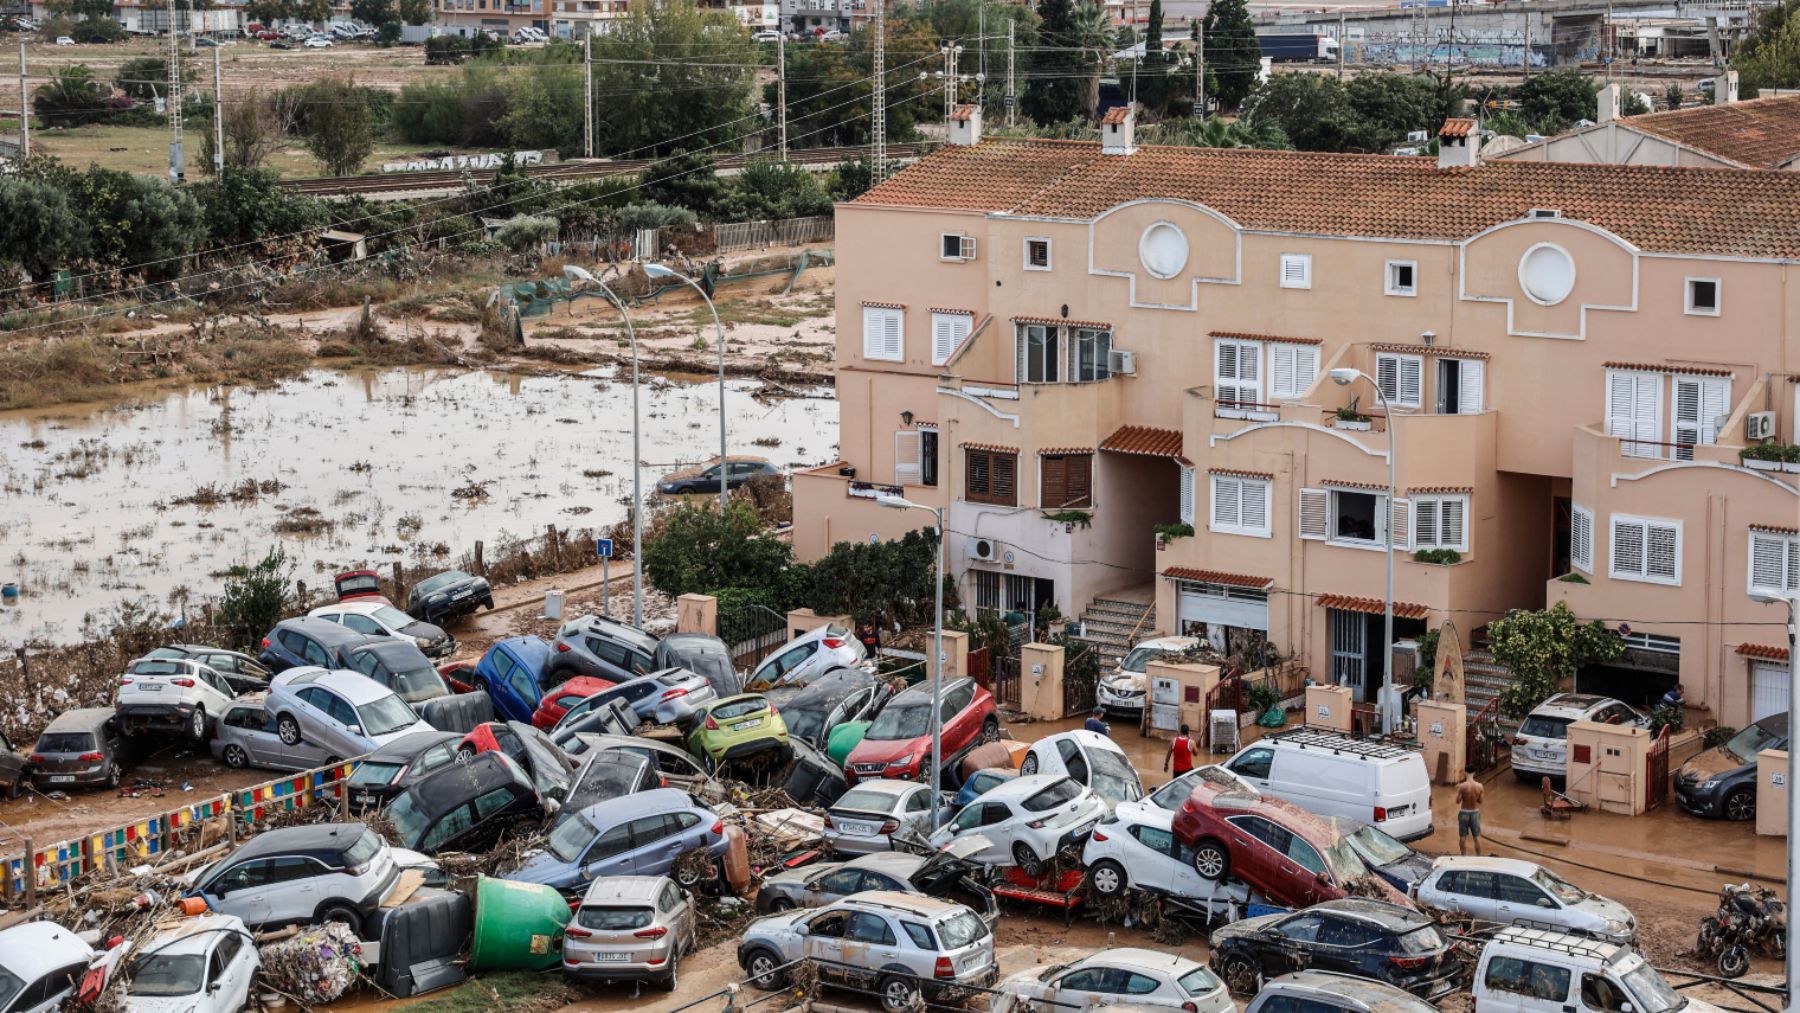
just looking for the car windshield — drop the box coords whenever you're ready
[1323,838,1369,885]
[546,813,600,864]
[1119,647,1179,673]
[386,666,449,703]
[1726,720,1786,763]
[350,761,406,786]
[387,791,431,847]
[1149,771,1202,810]
[575,906,653,931]
[372,605,416,629]
[1021,778,1081,813]
[127,953,206,996]
[936,910,988,949]
[129,659,185,675]
[1519,715,1574,740]
[1623,962,1688,1013]
[1398,925,1444,953]
[1349,824,1414,866]
[1177,966,1223,996]
[868,704,930,740]
[339,574,381,594]
[1088,750,1143,803]
[834,788,899,814]
[712,698,768,722]
[784,707,827,744]
[1532,868,1586,903]
[567,758,643,808]
[415,572,470,595]
[357,694,419,737]
[36,732,95,752]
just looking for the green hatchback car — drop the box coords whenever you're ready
[687,694,789,770]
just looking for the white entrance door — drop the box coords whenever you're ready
[1752,660,1789,722]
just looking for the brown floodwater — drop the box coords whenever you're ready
[0,366,838,646]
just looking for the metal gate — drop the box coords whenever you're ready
[1646,724,1672,811]
[993,653,1022,710]
[1063,644,1100,717]
[1329,609,1366,691]
[718,604,790,673]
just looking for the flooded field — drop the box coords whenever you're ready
[0,366,838,645]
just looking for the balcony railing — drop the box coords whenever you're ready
[1214,399,1281,422]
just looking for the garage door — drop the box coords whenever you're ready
[1752,660,1789,723]
[1176,581,1269,634]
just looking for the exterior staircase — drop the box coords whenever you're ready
[1461,647,1520,732]
[1072,596,1157,670]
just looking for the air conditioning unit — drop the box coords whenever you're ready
[1405,129,1429,143]
[1108,349,1137,376]
[1747,411,1776,441]
[968,536,1000,563]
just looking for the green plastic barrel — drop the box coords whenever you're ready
[469,875,570,972]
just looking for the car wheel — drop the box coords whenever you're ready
[319,904,362,938]
[1218,953,1260,996]
[1087,859,1126,897]
[770,897,796,912]
[674,858,714,889]
[1020,753,1039,776]
[1012,841,1043,877]
[745,948,786,990]
[105,761,122,789]
[879,974,922,1012]
[277,715,302,746]
[1724,787,1756,821]
[188,706,207,743]
[456,747,475,762]
[222,744,249,769]
[473,677,489,694]
[661,949,680,992]
[1192,837,1230,881]
[978,717,1000,745]
[2,774,19,800]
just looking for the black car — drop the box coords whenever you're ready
[1675,712,1789,820]
[141,644,271,694]
[656,458,781,495]
[654,632,740,698]
[259,618,384,673]
[343,640,493,734]
[1324,817,1434,894]
[777,736,848,807]
[407,570,495,626]
[385,752,543,855]
[1209,899,1454,997]
[765,668,892,750]
[345,730,462,811]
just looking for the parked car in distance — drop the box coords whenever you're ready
[754,842,997,922]
[406,569,494,626]
[345,730,461,811]
[847,677,998,786]
[139,644,270,694]
[259,617,382,674]
[309,601,454,658]
[1469,928,1717,1013]
[745,623,866,690]
[534,676,616,730]
[303,34,331,46]
[30,708,127,790]
[504,787,727,893]
[186,823,400,936]
[125,914,259,1013]
[1413,856,1635,945]
[1219,728,1433,842]
[598,669,718,727]
[0,922,96,1013]
[1512,694,1646,784]
[1243,971,1439,1013]
[212,694,334,772]
[1210,899,1453,997]
[738,892,998,1011]
[54,35,73,43]
[822,778,940,855]
[0,726,26,799]
[563,875,696,990]
[687,694,788,771]
[953,767,1017,811]
[1082,804,1247,902]
[115,657,237,742]
[459,637,551,724]
[269,39,292,47]
[1095,636,1200,714]
[549,615,659,685]
[343,640,490,733]
[653,632,740,698]
[264,667,435,759]
[1675,712,1787,821]
[767,667,892,750]
[193,35,219,45]
[1326,817,1435,894]
[751,29,782,42]
[1020,729,1144,809]
[333,569,390,604]
[928,774,1107,874]
[385,752,543,856]
[656,456,781,495]
[993,948,1232,1013]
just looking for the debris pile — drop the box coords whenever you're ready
[258,922,365,1005]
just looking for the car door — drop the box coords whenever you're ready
[243,710,288,766]
[899,785,934,838]
[419,803,478,855]
[264,856,322,924]
[1282,834,1335,906]
[626,813,684,875]
[1057,738,1091,785]
[205,935,243,1013]
[804,910,851,981]
[1046,966,1114,1008]
[294,688,344,753]
[1222,815,1282,893]
[503,658,542,719]
[340,613,386,639]
[207,859,273,925]
[1493,873,1561,929]
[1313,915,1383,977]
[581,820,637,878]
[467,787,523,850]
[765,644,817,686]
[1226,747,1276,791]
[297,635,333,669]
[1481,954,1575,1013]
[1438,870,1501,921]
[1265,914,1325,977]
[814,867,865,907]
[843,911,901,987]
[942,683,977,749]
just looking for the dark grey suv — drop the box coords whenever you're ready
[549,615,659,685]
[1675,712,1788,820]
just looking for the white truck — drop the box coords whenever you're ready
[1471,927,1721,1013]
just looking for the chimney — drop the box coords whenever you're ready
[1101,104,1137,155]
[947,103,982,146]
[1712,69,1739,104]
[1437,117,1480,169]
[1597,82,1621,122]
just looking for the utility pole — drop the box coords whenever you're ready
[167,1,184,183]
[1604,0,1614,84]
[211,45,222,176]
[940,42,961,123]
[582,33,593,158]
[870,0,886,183]
[1193,17,1205,119]
[1522,14,1531,76]
[17,43,26,159]
[1005,20,1015,127]
[977,0,985,107]
[1337,10,1345,78]
[777,31,787,161]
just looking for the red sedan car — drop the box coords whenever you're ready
[531,676,615,730]
[1171,780,1410,909]
[844,676,998,785]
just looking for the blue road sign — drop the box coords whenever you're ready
[596,538,614,559]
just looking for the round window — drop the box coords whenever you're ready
[1518,243,1576,305]
[1138,222,1189,280]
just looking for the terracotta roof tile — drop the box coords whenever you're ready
[1210,467,1274,479]
[1368,342,1489,360]
[1750,523,1799,535]
[855,139,1800,259]
[1440,118,1475,139]
[1100,425,1184,458]
[1163,567,1273,589]
[1211,331,1322,346]
[1323,478,1388,491]
[1629,96,1800,170]
[1317,594,1432,620]
[961,441,1018,453]
[1102,106,1132,126]
[1602,360,1733,378]
[1737,643,1790,662]
[1039,447,1093,455]
[1410,485,1473,494]
[863,300,905,310]
[1014,315,1110,329]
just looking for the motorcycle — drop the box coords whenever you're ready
[1697,882,1786,978]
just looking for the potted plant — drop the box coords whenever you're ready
[1333,399,1372,432]
[1739,443,1800,473]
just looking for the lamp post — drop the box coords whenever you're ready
[564,265,644,626]
[645,263,729,514]
[1329,367,1397,735]
[877,492,946,833]
[1750,589,1797,1003]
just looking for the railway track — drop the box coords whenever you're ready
[283,143,928,197]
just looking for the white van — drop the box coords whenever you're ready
[1218,728,1433,841]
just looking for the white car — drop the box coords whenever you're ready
[53,35,74,44]
[1119,764,1258,823]
[1096,636,1201,713]
[1082,804,1249,910]
[927,773,1107,874]
[308,600,454,657]
[1511,693,1646,782]
[0,922,96,1013]
[1413,856,1636,945]
[1020,729,1144,808]
[124,915,258,1013]
[821,778,940,855]
[752,29,781,41]
[993,948,1235,1013]
[115,656,238,742]
[745,623,868,689]
[304,34,332,46]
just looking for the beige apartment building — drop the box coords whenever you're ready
[792,105,1800,729]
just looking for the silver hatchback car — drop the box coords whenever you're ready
[264,668,435,759]
[745,624,868,690]
[563,875,696,990]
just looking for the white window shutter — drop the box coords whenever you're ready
[931,312,969,367]
[1179,467,1197,526]
[1673,377,1702,455]
[1211,475,1240,529]
[1298,488,1329,540]
[1442,496,1466,550]
[1399,356,1423,408]
[1215,339,1261,407]
[1271,345,1296,400]
[1571,506,1593,572]
[864,307,902,361]
[1243,479,1269,534]
[894,430,922,486]
[1280,254,1311,289]
[1751,533,1788,592]
[1376,355,1399,405]
[1389,498,1410,550]
[1612,518,1646,578]
[1701,378,1730,443]
[1294,346,1319,397]
[863,307,884,360]
[884,312,902,360]
[1459,359,1484,414]
[1790,539,1799,592]
[960,236,977,260]
[1647,524,1679,582]
[1413,499,1439,548]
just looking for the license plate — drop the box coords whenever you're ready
[453,589,471,600]
[731,719,762,731]
[50,775,74,783]
[841,822,874,835]
[140,683,162,692]
[598,953,630,963]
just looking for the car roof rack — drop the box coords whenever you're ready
[1494,927,1626,964]
[1269,727,1419,759]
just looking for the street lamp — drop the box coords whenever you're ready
[564,265,644,627]
[1329,366,1398,735]
[645,263,729,515]
[876,491,946,834]
[1749,588,1797,1002]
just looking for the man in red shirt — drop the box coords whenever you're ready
[1164,723,1198,776]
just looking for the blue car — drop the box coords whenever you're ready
[462,637,552,724]
[1326,816,1435,893]
[952,767,1017,812]
[503,788,728,893]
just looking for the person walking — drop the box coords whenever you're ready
[1165,724,1198,776]
[1085,706,1109,735]
[1456,768,1485,856]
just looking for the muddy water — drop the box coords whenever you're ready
[0,367,838,645]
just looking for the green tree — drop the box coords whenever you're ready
[242,0,293,23]
[808,528,943,630]
[770,15,935,149]
[1133,0,1170,111]
[1488,602,1625,719]
[114,55,190,101]
[1202,0,1259,111]
[1245,72,1357,151]
[1069,1,1111,117]
[193,168,326,247]
[494,214,558,252]
[45,0,113,19]
[397,0,431,23]
[1344,72,1443,151]
[350,0,397,24]
[295,78,375,176]
[1663,81,1685,110]
[203,87,294,170]
[832,156,873,200]
[1514,67,1598,135]
[1620,89,1649,116]
[217,548,294,651]
[1738,0,1800,91]
[0,177,86,280]
[642,501,796,599]
[590,0,758,157]
[68,166,205,279]
[293,0,331,22]
[32,64,108,127]
[638,150,728,216]
[1023,0,1083,124]
[497,61,584,151]
[733,158,832,219]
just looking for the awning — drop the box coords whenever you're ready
[1163,567,1272,590]
[1738,643,1790,662]
[1316,594,1431,620]
[1099,425,1183,459]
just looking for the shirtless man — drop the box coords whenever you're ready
[1456,770,1485,855]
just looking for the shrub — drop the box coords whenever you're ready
[217,547,295,650]
[1704,725,1739,748]
[1154,522,1194,540]
[1489,602,1624,719]
[1740,442,1800,463]
[808,527,944,629]
[1413,547,1462,565]
[1648,704,1685,734]
[494,214,558,252]
[642,500,794,600]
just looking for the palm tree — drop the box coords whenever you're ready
[32,65,108,127]
[1069,2,1112,119]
